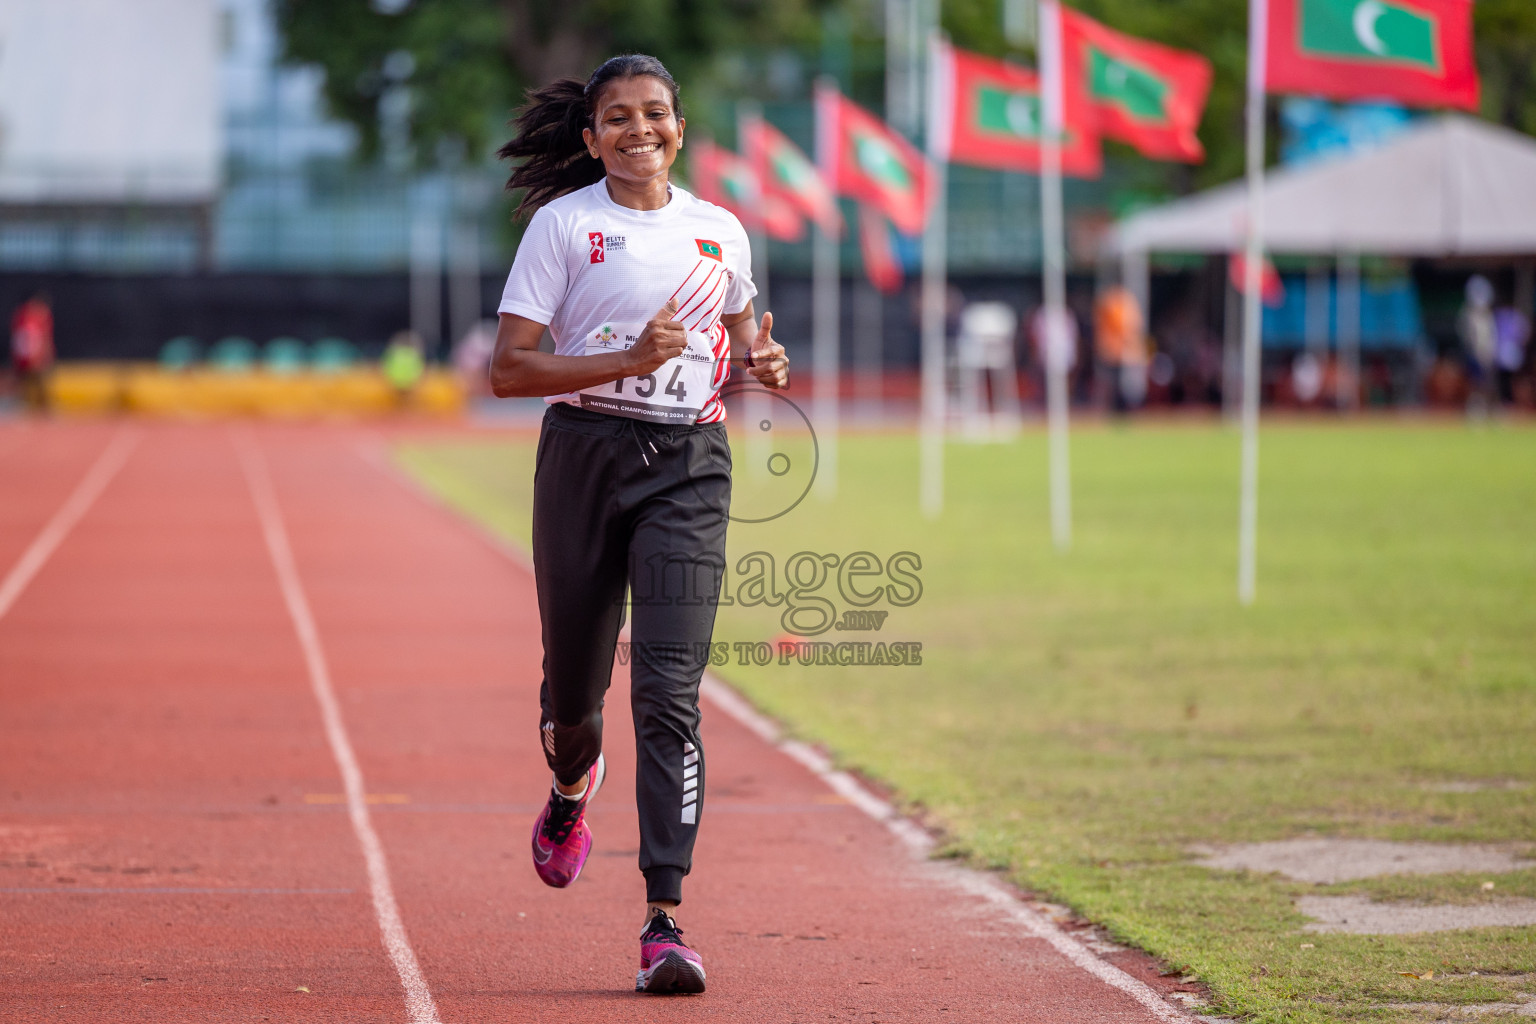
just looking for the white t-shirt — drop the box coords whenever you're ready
[498,180,756,424]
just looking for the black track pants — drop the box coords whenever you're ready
[531,402,731,906]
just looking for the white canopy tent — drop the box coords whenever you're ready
[1105,114,1536,412]
[1108,114,1536,261]
[1103,113,1536,606]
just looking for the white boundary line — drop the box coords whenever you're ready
[235,433,442,1024]
[352,434,534,573]
[0,427,137,623]
[700,676,1190,1023]
[363,434,1193,1023]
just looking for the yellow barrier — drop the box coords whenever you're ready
[47,364,466,418]
[47,362,123,413]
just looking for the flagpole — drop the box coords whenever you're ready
[813,76,841,501]
[1039,0,1072,552]
[738,102,772,482]
[1238,0,1269,605]
[920,33,950,519]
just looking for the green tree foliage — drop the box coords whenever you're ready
[277,0,826,163]
[1475,0,1536,137]
[281,0,1536,192]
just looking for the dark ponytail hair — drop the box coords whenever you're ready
[499,54,683,219]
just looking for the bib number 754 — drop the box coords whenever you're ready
[614,364,687,401]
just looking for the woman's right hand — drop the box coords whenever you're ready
[625,298,687,376]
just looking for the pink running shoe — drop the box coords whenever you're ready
[636,908,706,994]
[530,753,605,888]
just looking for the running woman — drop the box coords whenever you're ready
[491,54,788,995]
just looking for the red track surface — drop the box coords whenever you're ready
[1,421,1181,1023]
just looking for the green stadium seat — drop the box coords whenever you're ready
[311,337,357,374]
[159,336,200,370]
[208,336,257,373]
[264,337,307,375]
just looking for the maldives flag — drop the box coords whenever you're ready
[857,204,904,294]
[689,138,805,242]
[1059,7,1213,163]
[1230,253,1286,307]
[817,84,934,236]
[1266,0,1479,110]
[742,117,840,237]
[930,40,1102,178]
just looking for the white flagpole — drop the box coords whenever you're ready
[920,33,950,519]
[738,102,772,481]
[1039,0,1072,552]
[813,76,841,501]
[1336,250,1361,411]
[1238,0,1270,605]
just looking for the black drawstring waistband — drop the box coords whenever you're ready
[544,402,719,469]
[628,418,660,467]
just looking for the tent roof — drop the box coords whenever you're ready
[1108,116,1536,257]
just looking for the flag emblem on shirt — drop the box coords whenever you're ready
[696,239,723,261]
[588,232,605,264]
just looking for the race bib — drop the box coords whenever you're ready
[576,321,722,424]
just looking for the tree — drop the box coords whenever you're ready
[1475,0,1536,138]
[276,0,828,164]
[281,0,1536,193]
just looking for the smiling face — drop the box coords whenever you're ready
[583,75,684,192]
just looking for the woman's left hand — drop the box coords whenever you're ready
[746,312,789,390]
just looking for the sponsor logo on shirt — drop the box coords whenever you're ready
[587,232,627,264]
[696,239,723,261]
[594,325,618,348]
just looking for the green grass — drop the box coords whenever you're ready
[395,420,1536,1023]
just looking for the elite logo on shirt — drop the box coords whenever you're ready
[696,239,723,261]
[587,232,628,263]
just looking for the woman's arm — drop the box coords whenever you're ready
[489,300,688,398]
[721,302,789,389]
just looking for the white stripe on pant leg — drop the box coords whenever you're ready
[0,428,136,623]
[236,433,441,1024]
[681,742,699,824]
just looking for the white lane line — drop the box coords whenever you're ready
[0,428,137,623]
[363,438,1192,1023]
[700,674,1190,1024]
[235,434,442,1024]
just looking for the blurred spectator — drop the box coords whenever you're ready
[10,292,55,414]
[1094,284,1148,413]
[1291,351,1324,404]
[382,330,426,407]
[1028,304,1078,386]
[1493,301,1530,406]
[1457,275,1496,416]
[955,301,1021,433]
[452,320,498,396]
